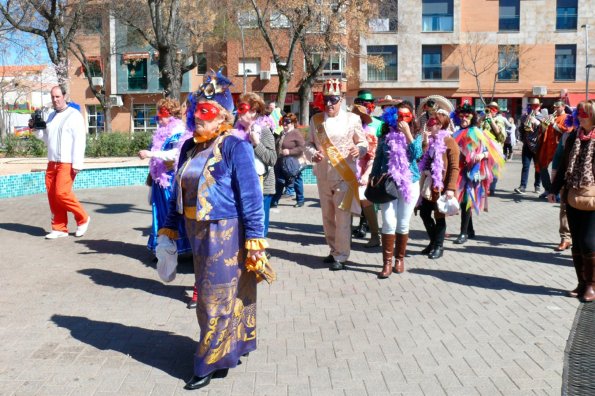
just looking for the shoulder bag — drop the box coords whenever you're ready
[364,173,398,204]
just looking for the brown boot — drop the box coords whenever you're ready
[378,234,395,279]
[363,205,380,248]
[568,248,584,298]
[393,233,409,274]
[580,251,595,303]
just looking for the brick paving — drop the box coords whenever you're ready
[0,159,581,395]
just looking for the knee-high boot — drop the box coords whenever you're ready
[363,205,380,248]
[568,248,585,298]
[378,234,395,279]
[581,251,595,302]
[421,217,436,255]
[429,218,446,259]
[393,233,408,273]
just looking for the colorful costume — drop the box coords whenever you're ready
[147,117,191,253]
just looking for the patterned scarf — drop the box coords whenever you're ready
[566,128,595,189]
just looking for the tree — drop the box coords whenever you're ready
[0,0,87,86]
[112,0,216,100]
[454,32,534,105]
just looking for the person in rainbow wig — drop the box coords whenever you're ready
[452,104,505,244]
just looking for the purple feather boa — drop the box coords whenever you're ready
[149,118,188,188]
[386,127,413,203]
[418,129,450,191]
[232,115,275,140]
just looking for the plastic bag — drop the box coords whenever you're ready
[436,195,460,216]
[155,235,178,282]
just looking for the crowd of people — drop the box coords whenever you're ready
[33,74,594,391]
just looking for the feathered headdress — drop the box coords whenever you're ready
[186,68,234,131]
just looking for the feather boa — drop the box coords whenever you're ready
[233,115,275,141]
[418,129,450,191]
[386,127,413,203]
[149,118,188,188]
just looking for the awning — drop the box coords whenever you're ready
[566,93,595,107]
[122,52,149,61]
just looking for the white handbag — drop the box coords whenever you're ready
[155,235,178,282]
[436,195,460,216]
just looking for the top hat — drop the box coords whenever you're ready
[323,79,342,96]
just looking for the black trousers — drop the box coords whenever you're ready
[419,198,446,248]
[566,204,595,254]
[459,202,475,236]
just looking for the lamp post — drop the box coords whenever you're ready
[581,24,590,99]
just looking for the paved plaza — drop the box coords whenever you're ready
[0,159,584,395]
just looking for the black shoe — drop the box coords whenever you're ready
[323,254,334,263]
[428,247,443,259]
[329,260,345,271]
[467,231,476,239]
[186,299,197,309]
[184,373,213,390]
[420,243,433,255]
[270,202,278,208]
[352,227,366,239]
[294,202,304,208]
[265,252,271,260]
[453,234,468,244]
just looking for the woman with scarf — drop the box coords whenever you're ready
[158,72,271,390]
[370,102,423,278]
[548,100,595,303]
[417,110,460,259]
[234,93,277,237]
[452,104,504,244]
[138,98,192,255]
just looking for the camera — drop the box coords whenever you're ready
[30,109,46,129]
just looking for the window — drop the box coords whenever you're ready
[497,99,508,111]
[83,58,102,78]
[367,45,397,81]
[422,45,442,80]
[312,52,346,77]
[555,44,576,81]
[238,10,258,28]
[127,59,148,90]
[81,14,102,35]
[497,45,519,81]
[422,0,453,32]
[270,59,286,75]
[499,0,520,32]
[270,11,290,28]
[369,1,398,32]
[133,104,157,132]
[556,0,577,30]
[196,53,207,75]
[87,105,104,135]
[238,59,260,75]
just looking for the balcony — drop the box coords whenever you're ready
[128,77,148,90]
[421,65,459,81]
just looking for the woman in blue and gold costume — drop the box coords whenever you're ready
[138,98,191,255]
[158,71,271,391]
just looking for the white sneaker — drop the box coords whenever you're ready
[75,217,91,237]
[45,230,69,239]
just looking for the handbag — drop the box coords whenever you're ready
[436,194,460,216]
[567,186,595,211]
[364,173,399,204]
[155,235,178,283]
[281,156,301,179]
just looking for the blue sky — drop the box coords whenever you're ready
[0,32,51,66]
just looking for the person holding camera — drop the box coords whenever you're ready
[31,86,90,239]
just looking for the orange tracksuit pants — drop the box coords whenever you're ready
[45,162,88,232]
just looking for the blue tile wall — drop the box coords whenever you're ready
[0,165,318,199]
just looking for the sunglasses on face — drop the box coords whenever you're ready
[282,118,292,126]
[236,102,251,114]
[324,96,341,105]
[195,102,220,121]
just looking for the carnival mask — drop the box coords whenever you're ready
[426,118,438,128]
[578,107,589,119]
[236,102,251,115]
[398,108,413,123]
[157,107,171,119]
[195,102,220,121]
[324,96,341,105]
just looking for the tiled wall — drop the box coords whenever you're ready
[0,166,317,199]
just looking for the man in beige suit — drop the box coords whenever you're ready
[306,79,367,270]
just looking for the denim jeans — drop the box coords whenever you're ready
[519,144,541,189]
[263,194,273,237]
[272,171,304,206]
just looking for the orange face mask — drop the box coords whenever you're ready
[398,108,413,123]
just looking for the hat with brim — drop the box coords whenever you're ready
[486,101,499,110]
[351,104,373,125]
[356,90,375,102]
[528,98,541,105]
[416,95,454,119]
[376,95,402,106]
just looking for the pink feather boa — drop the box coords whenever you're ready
[233,115,275,140]
[149,118,190,188]
[386,127,413,203]
[418,129,450,191]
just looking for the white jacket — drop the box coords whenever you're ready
[36,107,86,170]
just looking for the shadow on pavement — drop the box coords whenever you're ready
[51,315,194,380]
[78,268,190,302]
[75,239,155,264]
[266,229,327,247]
[267,247,327,270]
[459,242,570,266]
[133,226,151,237]
[0,222,47,237]
[409,268,566,296]
[79,201,151,214]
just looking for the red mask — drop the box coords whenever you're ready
[157,107,171,119]
[195,102,220,121]
[398,108,413,123]
[426,117,438,128]
[578,108,589,119]
[531,104,540,111]
[236,102,251,115]
[365,102,375,114]
[489,108,498,115]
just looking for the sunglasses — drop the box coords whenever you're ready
[282,118,293,125]
[236,102,251,115]
[324,96,341,105]
[195,102,220,121]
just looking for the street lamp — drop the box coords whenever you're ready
[581,24,590,99]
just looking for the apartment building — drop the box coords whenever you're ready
[359,0,595,117]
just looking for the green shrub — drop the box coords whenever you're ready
[3,135,47,157]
